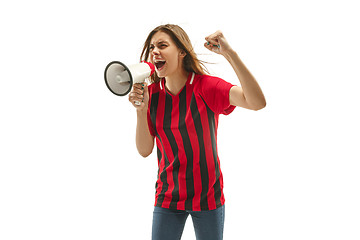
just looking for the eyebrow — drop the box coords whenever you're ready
[150,40,169,46]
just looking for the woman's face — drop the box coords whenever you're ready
[149,31,185,78]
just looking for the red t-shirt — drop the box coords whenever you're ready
[147,72,235,211]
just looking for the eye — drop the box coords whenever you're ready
[149,45,155,50]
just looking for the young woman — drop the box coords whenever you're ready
[128,24,266,240]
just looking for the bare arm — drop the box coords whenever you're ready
[205,31,266,111]
[129,83,154,157]
[135,109,154,157]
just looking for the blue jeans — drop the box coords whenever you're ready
[152,205,225,240]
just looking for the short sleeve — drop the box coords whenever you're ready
[147,107,156,136]
[146,83,157,137]
[200,75,236,115]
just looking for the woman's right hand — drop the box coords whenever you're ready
[128,82,149,111]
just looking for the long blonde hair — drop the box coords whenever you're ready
[140,24,208,83]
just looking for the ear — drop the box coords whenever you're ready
[179,50,187,57]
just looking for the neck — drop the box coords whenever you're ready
[164,68,189,95]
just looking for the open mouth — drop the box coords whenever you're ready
[154,60,166,71]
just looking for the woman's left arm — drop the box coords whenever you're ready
[205,31,266,111]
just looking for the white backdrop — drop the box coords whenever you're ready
[1,0,359,239]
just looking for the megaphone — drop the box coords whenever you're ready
[104,61,155,98]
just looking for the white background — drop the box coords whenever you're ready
[1,0,359,239]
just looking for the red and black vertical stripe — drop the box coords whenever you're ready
[178,88,195,210]
[149,78,224,211]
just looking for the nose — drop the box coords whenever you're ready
[152,47,160,56]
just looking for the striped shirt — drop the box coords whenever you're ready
[147,72,235,211]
